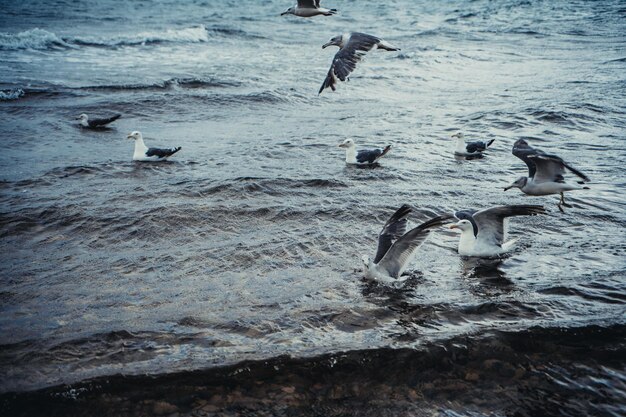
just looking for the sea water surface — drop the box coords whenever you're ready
[1,0,625,415]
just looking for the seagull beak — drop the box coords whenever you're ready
[280,11,287,15]
[127,134,133,139]
[449,224,459,230]
[322,41,332,49]
[338,143,346,148]
[503,184,513,191]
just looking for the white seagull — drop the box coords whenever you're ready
[127,131,181,162]
[452,132,495,156]
[505,139,590,212]
[338,138,391,165]
[319,32,400,94]
[281,0,337,17]
[449,205,546,257]
[363,205,452,282]
[77,113,121,129]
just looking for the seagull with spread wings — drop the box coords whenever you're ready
[362,205,452,281]
[505,139,590,212]
[449,205,546,257]
[319,32,400,94]
[281,0,337,17]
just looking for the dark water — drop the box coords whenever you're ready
[1,0,625,415]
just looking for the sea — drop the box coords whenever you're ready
[1,0,625,416]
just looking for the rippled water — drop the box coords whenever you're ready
[1,0,625,415]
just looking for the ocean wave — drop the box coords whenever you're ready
[78,77,241,92]
[0,88,24,101]
[71,25,210,47]
[0,25,261,51]
[0,28,72,51]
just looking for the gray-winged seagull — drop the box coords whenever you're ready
[363,205,452,281]
[281,0,336,17]
[449,205,546,257]
[127,131,181,162]
[78,113,121,129]
[505,139,590,212]
[319,32,400,94]
[338,138,391,165]
[452,132,495,156]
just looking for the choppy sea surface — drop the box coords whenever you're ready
[1,0,625,415]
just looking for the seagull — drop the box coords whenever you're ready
[363,204,453,282]
[452,132,495,156]
[319,32,400,94]
[449,205,546,257]
[281,0,337,17]
[505,139,590,212]
[127,131,181,162]
[338,138,391,165]
[77,113,121,129]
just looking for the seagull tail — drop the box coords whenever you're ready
[378,40,400,52]
[379,145,392,159]
[324,9,338,16]
[486,138,495,148]
[170,147,182,155]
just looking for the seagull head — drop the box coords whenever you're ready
[451,132,463,139]
[449,219,473,233]
[323,35,343,49]
[127,131,142,140]
[504,176,527,191]
[280,7,294,16]
[77,113,88,121]
[338,138,355,149]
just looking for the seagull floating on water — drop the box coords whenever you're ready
[363,205,452,282]
[127,131,181,162]
[77,113,121,129]
[452,132,495,157]
[505,139,590,212]
[338,139,391,165]
[319,32,400,94]
[281,0,336,17]
[449,205,546,257]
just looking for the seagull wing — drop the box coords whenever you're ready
[377,214,453,278]
[466,141,488,153]
[356,145,391,164]
[319,33,381,94]
[529,154,590,184]
[88,114,121,127]
[145,146,181,158]
[512,139,539,178]
[472,205,546,247]
[297,0,317,7]
[373,205,411,264]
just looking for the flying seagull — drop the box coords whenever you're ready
[281,0,337,17]
[449,205,546,257]
[77,113,121,129]
[127,131,181,162]
[338,138,391,165]
[319,32,400,94]
[363,205,452,281]
[505,139,590,212]
[452,132,495,156]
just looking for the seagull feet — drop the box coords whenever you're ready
[558,193,573,212]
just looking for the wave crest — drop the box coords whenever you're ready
[0,28,72,51]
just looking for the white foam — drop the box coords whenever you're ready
[0,88,25,100]
[0,28,71,50]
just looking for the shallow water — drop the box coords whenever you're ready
[1,0,625,415]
